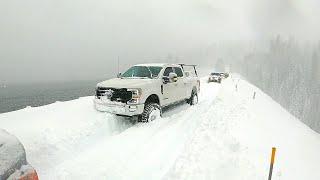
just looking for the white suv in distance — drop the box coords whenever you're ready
[94,63,200,122]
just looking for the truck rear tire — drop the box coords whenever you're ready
[139,103,161,122]
[187,90,198,105]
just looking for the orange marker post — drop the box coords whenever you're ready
[268,147,276,180]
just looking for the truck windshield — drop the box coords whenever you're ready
[121,66,162,78]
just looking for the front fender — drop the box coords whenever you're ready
[139,81,163,106]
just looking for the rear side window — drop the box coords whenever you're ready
[184,66,197,77]
[163,67,173,76]
[174,67,183,77]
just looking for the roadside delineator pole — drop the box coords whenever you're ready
[253,91,256,99]
[268,147,277,180]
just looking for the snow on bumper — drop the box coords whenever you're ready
[93,98,144,116]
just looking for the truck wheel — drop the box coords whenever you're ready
[188,91,198,105]
[140,103,161,122]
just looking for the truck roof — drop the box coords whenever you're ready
[134,63,181,67]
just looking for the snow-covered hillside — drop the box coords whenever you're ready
[0,76,320,180]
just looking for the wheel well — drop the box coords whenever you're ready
[145,94,160,105]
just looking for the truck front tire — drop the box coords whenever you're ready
[139,103,161,122]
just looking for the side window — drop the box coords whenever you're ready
[163,67,173,77]
[174,67,183,77]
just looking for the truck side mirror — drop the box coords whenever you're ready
[117,72,122,78]
[169,72,178,82]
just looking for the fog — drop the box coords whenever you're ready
[1,0,319,83]
[1,0,320,132]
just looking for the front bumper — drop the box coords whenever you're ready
[93,98,144,116]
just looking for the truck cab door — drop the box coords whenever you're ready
[161,67,177,106]
[173,67,189,100]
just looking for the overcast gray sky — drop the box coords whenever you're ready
[0,0,319,83]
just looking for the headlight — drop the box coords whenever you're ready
[128,89,141,98]
[127,88,142,104]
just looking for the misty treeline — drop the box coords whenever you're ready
[203,36,320,132]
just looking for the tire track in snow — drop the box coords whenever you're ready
[165,80,261,180]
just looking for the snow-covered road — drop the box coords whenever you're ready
[1,76,320,180]
[40,78,220,179]
[0,77,220,179]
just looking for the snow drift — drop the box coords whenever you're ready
[0,76,319,180]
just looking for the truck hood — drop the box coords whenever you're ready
[97,78,157,89]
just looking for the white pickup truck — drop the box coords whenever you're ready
[94,63,200,122]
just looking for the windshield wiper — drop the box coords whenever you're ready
[139,77,151,79]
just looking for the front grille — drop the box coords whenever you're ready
[96,87,132,103]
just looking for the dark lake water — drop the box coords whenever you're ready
[0,80,101,114]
